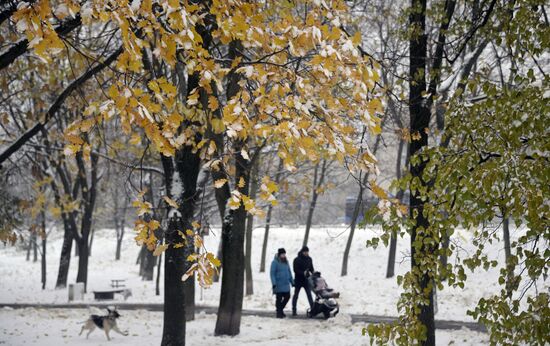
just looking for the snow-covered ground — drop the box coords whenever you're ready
[0,307,488,345]
[0,225,506,345]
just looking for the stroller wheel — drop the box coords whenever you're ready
[333,307,339,317]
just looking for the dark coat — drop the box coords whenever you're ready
[293,252,314,284]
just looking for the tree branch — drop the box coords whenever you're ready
[0,46,122,167]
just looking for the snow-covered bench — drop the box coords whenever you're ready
[93,288,132,301]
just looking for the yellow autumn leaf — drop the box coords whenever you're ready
[163,196,179,208]
[214,179,227,188]
[153,244,168,256]
[370,180,388,199]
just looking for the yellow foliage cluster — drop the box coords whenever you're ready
[11,0,384,286]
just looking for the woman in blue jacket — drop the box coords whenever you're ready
[270,248,294,318]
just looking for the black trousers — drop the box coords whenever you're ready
[292,281,313,311]
[275,292,290,315]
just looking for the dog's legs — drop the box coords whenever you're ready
[79,325,86,336]
[86,325,95,339]
[104,326,111,341]
[111,325,129,336]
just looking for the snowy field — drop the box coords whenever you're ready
[0,225,506,345]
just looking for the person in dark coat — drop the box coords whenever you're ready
[270,248,294,318]
[291,246,314,315]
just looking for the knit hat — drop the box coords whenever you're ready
[277,248,286,255]
[300,246,309,253]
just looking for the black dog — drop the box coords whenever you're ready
[79,307,128,340]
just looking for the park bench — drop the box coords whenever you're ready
[93,279,132,300]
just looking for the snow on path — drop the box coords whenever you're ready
[0,307,489,346]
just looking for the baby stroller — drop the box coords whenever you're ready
[306,271,340,319]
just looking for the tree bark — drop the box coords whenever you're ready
[33,232,38,262]
[0,47,122,167]
[88,227,95,257]
[386,139,406,278]
[245,158,259,295]
[75,239,89,291]
[503,217,514,294]
[115,224,124,261]
[160,143,201,345]
[342,134,382,277]
[302,159,327,247]
[214,153,249,335]
[41,212,47,290]
[55,220,72,289]
[260,158,283,273]
[409,1,435,344]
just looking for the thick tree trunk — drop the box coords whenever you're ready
[184,272,195,321]
[160,142,201,345]
[302,159,327,247]
[75,239,89,292]
[55,221,72,289]
[162,218,188,346]
[214,209,247,336]
[409,1,435,344]
[260,158,283,273]
[215,145,250,336]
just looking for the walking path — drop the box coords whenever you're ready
[0,302,487,333]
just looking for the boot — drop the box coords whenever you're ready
[292,308,297,316]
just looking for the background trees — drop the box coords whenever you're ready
[0,0,547,345]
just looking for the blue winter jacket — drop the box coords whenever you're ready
[270,254,294,293]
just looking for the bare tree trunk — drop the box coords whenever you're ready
[41,211,47,290]
[115,223,124,261]
[76,239,89,292]
[215,49,250,333]
[503,217,514,294]
[160,143,201,345]
[55,220,72,288]
[260,158,283,273]
[184,271,195,321]
[342,135,382,277]
[302,159,327,247]
[33,232,38,262]
[141,174,157,281]
[409,1,438,344]
[387,139,407,278]
[74,239,79,257]
[245,158,259,295]
[156,252,162,296]
[88,227,94,257]
[27,231,35,261]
